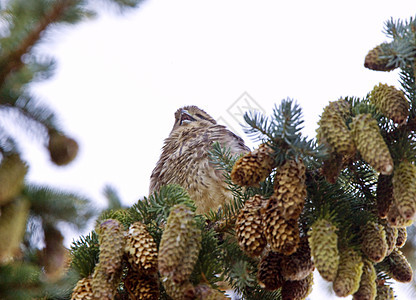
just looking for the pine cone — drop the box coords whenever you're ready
[280,237,314,281]
[162,277,195,300]
[48,131,79,166]
[0,198,30,263]
[392,161,416,220]
[231,143,275,187]
[361,221,388,263]
[71,276,94,300]
[396,227,407,248]
[376,175,393,219]
[158,204,201,284]
[375,283,395,300]
[262,199,300,255]
[0,153,28,206]
[370,83,409,125]
[257,251,284,290]
[124,269,160,300]
[352,259,377,300]
[125,222,158,274]
[235,194,267,257]
[281,272,313,300]
[350,114,393,175]
[380,221,397,256]
[316,99,356,158]
[273,159,307,219]
[194,284,228,300]
[364,44,397,72]
[308,218,339,281]
[41,226,69,281]
[333,248,364,297]
[386,249,413,283]
[92,219,125,300]
[387,202,413,227]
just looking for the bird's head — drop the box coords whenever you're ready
[171,106,217,132]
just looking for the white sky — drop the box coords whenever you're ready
[23,1,416,299]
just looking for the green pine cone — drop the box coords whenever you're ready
[352,258,377,300]
[0,198,30,263]
[387,202,413,227]
[361,221,388,263]
[370,83,409,125]
[396,227,407,248]
[392,161,416,220]
[376,174,393,219]
[316,99,356,158]
[333,248,364,297]
[381,221,397,256]
[308,219,339,281]
[375,284,395,300]
[386,249,413,283]
[364,44,397,72]
[350,114,393,175]
[0,153,28,206]
[92,219,125,300]
[158,204,201,284]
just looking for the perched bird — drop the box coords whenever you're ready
[150,106,250,214]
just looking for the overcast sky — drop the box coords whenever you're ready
[23,1,416,298]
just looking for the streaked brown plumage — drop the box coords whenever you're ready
[150,106,249,214]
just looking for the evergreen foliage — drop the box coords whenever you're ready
[1,1,416,299]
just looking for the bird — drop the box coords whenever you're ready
[150,105,250,214]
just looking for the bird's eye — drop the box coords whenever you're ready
[180,110,196,125]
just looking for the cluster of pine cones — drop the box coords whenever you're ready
[71,207,225,300]
[232,56,414,299]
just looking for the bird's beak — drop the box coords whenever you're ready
[180,109,195,125]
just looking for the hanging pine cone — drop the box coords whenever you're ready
[308,218,339,281]
[71,276,94,300]
[158,204,201,284]
[257,251,284,290]
[350,114,393,175]
[162,277,195,300]
[48,131,79,166]
[0,153,28,206]
[280,237,314,281]
[386,249,413,283]
[194,284,228,300]
[273,159,307,219]
[380,221,397,256]
[124,269,159,300]
[361,221,388,263]
[375,283,395,300]
[281,272,313,300]
[369,83,409,125]
[396,227,407,248]
[125,222,158,274]
[376,174,393,219]
[364,44,397,72]
[92,219,125,300]
[333,248,364,297]
[392,161,416,220]
[235,194,267,257]
[387,202,413,227]
[0,198,30,263]
[352,258,377,300]
[231,143,275,187]
[316,99,356,158]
